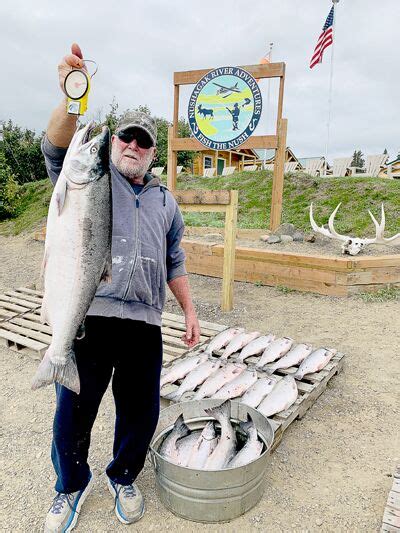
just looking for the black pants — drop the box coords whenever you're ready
[51,316,163,493]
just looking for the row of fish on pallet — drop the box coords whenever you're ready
[161,327,337,417]
[158,400,264,470]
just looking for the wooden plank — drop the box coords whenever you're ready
[388,491,400,510]
[171,135,278,152]
[270,118,287,231]
[0,328,47,354]
[173,190,231,205]
[162,311,226,332]
[221,190,238,312]
[382,509,400,528]
[161,318,217,338]
[0,301,32,314]
[16,287,44,296]
[209,244,356,271]
[4,316,51,334]
[0,294,41,310]
[174,63,285,85]
[0,322,52,344]
[183,251,349,297]
[163,345,187,356]
[342,268,400,285]
[179,204,227,213]
[167,126,176,190]
[4,291,43,304]
[276,70,285,128]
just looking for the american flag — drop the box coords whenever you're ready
[310,6,335,69]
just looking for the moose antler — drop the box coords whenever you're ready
[368,204,400,246]
[309,203,400,252]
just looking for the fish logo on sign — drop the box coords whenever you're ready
[188,66,262,151]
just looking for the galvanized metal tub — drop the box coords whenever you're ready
[149,399,274,523]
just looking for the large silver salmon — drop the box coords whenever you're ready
[204,400,237,469]
[294,348,337,380]
[257,375,298,417]
[193,362,246,400]
[228,416,263,468]
[211,368,258,400]
[265,343,313,374]
[32,123,111,394]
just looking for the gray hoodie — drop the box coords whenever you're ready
[42,136,187,327]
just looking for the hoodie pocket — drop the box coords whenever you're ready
[125,241,162,309]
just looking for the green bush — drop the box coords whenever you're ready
[0,152,20,219]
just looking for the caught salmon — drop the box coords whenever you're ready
[265,343,313,374]
[240,376,277,408]
[211,368,258,400]
[193,362,246,400]
[294,348,337,380]
[204,327,245,355]
[32,123,111,394]
[204,400,236,469]
[228,416,263,468]
[257,375,298,417]
[237,334,275,362]
[255,337,294,368]
[221,331,261,360]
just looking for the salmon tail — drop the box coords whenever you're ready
[174,414,191,439]
[205,399,231,423]
[31,349,80,394]
[163,389,181,402]
[239,414,254,436]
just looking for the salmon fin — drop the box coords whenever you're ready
[75,323,85,340]
[55,177,68,215]
[40,296,50,325]
[173,414,191,439]
[31,349,80,394]
[40,248,49,280]
[205,398,231,422]
[101,255,112,283]
[239,414,254,435]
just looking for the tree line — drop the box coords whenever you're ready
[0,101,195,220]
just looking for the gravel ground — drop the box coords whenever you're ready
[0,232,399,532]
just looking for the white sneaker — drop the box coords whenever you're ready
[44,475,93,532]
[107,478,145,524]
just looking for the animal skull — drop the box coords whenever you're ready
[309,203,400,256]
[341,239,366,256]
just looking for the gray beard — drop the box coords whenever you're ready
[111,148,153,181]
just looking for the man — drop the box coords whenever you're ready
[41,43,200,532]
[226,103,240,131]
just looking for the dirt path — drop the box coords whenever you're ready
[1,233,399,532]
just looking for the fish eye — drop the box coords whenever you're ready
[90,146,98,154]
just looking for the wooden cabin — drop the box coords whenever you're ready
[379,156,400,179]
[257,147,300,166]
[193,148,259,176]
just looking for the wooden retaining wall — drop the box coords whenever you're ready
[182,239,400,297]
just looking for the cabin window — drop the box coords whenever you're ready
[204,156,212,170]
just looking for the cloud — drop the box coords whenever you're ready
[0,0,398,161]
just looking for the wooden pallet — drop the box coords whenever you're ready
[160,348,345,451]
[382,465,400,532]
[0,287,227,362]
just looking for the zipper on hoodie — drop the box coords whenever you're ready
[121,186,151,301]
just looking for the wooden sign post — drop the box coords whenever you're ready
[173,189,238,311]
[168,62,287,231]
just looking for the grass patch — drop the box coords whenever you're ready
[275,285,297,294]
[358,287,400,302]
[1,171,400,237]
[0,179,52,236]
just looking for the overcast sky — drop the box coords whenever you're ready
[0,0,398,162]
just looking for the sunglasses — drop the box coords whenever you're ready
[117,128,154,149]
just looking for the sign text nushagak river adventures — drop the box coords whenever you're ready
[188,66,262,150]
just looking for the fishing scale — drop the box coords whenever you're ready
[64,59,98,116]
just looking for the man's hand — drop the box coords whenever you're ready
[182,312,201,348]
[58,43,84,95]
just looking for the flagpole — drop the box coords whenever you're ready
[325,0,339,171]
[263,42,273,169]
